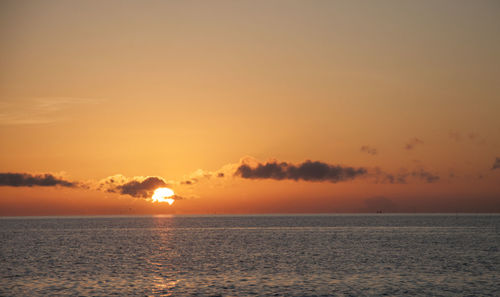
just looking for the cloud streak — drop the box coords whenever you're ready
[0,173,77,187]
[235,160,367,183]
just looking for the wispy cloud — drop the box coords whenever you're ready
[179,164,233,185]
[448,130,486,145]
[360,145,378,155]
[0,97,99,125]
[410,168,440,183]
[404,138,423,150]
[372,167,440,184]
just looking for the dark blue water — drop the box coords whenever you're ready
[1,215,499,296]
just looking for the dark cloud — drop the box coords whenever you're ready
[360,145,378,155]
[105,176,168,198]
[0,173,76,187]
[492,157,500,170]
[404,138,423,150]
[235,160,367,183]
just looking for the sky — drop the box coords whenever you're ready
[1,0,499,215]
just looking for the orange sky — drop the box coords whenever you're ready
[1,0,499,215]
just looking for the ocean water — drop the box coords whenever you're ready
[1,215,499,296]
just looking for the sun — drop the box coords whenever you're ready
[151,187,175,205]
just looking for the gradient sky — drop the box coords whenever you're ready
[1,0,499,215]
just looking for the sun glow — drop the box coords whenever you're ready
[151,187,175,205]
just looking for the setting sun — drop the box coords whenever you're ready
[151,187,175,205]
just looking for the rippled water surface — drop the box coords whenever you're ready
[1,215,499,296]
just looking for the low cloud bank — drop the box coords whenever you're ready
[1,155,452,199]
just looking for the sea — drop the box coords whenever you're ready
[1,214,499,296]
